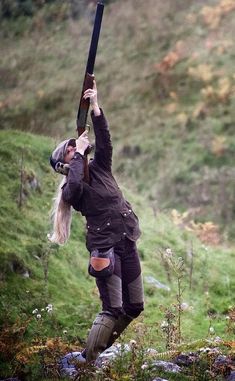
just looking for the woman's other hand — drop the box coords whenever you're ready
[83,79,101,116]
[76,130,90,155]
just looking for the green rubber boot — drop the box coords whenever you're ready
[86,313,116,362]
[106,313,133,348]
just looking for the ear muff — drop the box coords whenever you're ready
[55,162,70,176]
[50,155,57,171]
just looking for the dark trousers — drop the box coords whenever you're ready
[95,237,144,319]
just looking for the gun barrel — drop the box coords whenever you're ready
[86,2,104,74]
[76,1,105,184]
[77,2,104,133]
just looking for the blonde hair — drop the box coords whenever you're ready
[48,177,72,245]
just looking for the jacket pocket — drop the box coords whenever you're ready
[86,215,112,233]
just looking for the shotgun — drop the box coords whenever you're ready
[76,1,104,182]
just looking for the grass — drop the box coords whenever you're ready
[1,3,235,239]
[0,129,234,321]
[0,128,234,378]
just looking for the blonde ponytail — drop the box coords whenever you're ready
[48,177,72,245]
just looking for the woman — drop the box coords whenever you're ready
[49,80,144,363]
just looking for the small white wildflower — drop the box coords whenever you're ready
[199,347,211,353]
[36,314,42,319]
[141,363,148,370]
[46,304,53,313]
[181,302,189,311]
[63,330,68,335]
[41,308,45,312]
[165,248,172,256]
[225,316,230,320]
[209,327,215,334]
[129,339,137,347]
[160,320,168,328]
[95,369,103,374]
[26,290,30,293]
[32,309,38,314]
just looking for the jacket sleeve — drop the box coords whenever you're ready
[91,108,113,171]
[62,153,84,204]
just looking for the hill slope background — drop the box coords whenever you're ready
[0,129,234,380]
[1,0,235,239]
[0,0,235,379]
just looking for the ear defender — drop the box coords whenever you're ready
[55,162,70,176]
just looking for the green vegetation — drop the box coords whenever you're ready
[0,130,234,379]
[0,0,235,379]
[1,0,235,239]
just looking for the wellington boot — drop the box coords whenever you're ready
[86,313,116,362]
[106,313,133,348]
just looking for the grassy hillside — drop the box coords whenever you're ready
[0,130,97,329]
[1,0,235,239]
[0,129,234,379]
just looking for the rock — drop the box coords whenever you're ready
[175,352,199,366]
[213,355,234,376]
[59,344,132,373]
[227,371,235,381]
[60,367,77,379]
[151,360,181,373]
[58,351,86,378]
[214,354,230,367]
[95,343,131,367]
[144,276,170,291]
[22,270,30,278]
[8,257,30,277]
